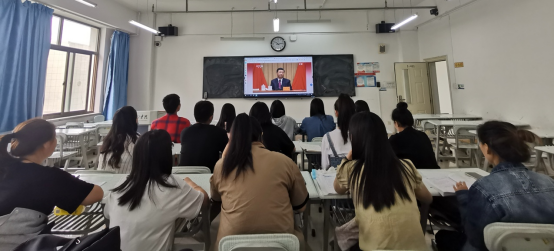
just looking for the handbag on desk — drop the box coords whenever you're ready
[326,133,345,169]
[13,226,121,251]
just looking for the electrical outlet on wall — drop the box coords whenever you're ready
[457,84,465,89]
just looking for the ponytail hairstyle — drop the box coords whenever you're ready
[477,121,531,163]
[0,119,56,177]
[334,93,356,144]
[391,102,414,127]
[112,130,176,211]
[221,113,262,179]
[101,106,139,170]
[348,112,416,212]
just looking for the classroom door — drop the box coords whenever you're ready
[394,63,433,114]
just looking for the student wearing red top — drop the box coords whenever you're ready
[150,94,191,143]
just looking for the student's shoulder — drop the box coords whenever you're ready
[179,117,191,123]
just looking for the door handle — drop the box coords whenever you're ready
[398,95,405,102]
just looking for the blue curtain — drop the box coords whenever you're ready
[103,31,130,120]
[0,0,53,132]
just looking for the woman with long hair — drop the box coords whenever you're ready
[334,112,432,250]
[298,98,336,141]
[104,130,208,251]
[354,100,370,113]
[0,119,103,249]
[216,103,236,133]
[249,102,295,159]
[434,121,554,251]
[98,106,139,173]
[210,113,308,250]
[270,100,298,140]
[320,93,356,170]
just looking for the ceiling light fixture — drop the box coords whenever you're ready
[75,0,96,7]
[273,18,280,32]
[129,20,160,34]
[391,14,418,30]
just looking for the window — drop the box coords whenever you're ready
[43,15,100,118]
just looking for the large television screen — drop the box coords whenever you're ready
[244,56,314,98]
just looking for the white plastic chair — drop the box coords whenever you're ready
[46,133,79,171]
[93,115,105,123]
[219,234,300,251]
[172,166,211,174]
[484,222,554,251]
[450,126,480,168]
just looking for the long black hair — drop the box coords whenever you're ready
[221,113,263,179]
[101,106,139,169]
[334,93,356,144]
[249,102,272,126]
[0,119,56,177]
[477,121,531,163]
[348,112,416,212]
[216,103,236,133]
[270,100,286,119]
[112,130,176,211]
[309,98,326,117]
[355,100,370,113]
[391,102,414,127]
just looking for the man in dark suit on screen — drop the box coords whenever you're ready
[270,68,292,91]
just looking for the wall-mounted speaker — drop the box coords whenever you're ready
[159,24,178,36]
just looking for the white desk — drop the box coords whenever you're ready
[57,121,113,129]
[56,128,98,168]
[413,114,482,128]
[529,129,554,145]
[534,146,554,172]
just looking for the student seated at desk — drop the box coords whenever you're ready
[435,121,554,251]
[179,101,228,172]
[98,106,139,174]
[150,94,191,143]
[354,100,370,113]
[210,114,309,251]
[0,119,103,250]
[215,103,236,133]
[104,130,208,251]
[298,98,336,142]
[271,100,298,141]
[321,93,355,170]
[250,102,295,159]
[389,102,440,169]
[334,112,432,251]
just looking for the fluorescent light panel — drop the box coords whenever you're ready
[129,20,160,34]
[75,0,96,7]
[287,19,331,23]
[220,37,265,41]
[273,18,280,32]
[391,14,418,30]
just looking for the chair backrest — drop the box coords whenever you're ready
[219,234,299,251]
[172,166,211,174]
[93,115,105,123]
[311,137,323,143]
[74,170,116,174]
[65,122,84,129]
[484,222,554,251]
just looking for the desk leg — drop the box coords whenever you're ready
[322,200,330,251]
[435,125,441,163]
[302,201,311,241]
[302,151,305,171]
[203,205,211,251]
[80,134,88,168]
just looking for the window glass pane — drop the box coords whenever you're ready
[44,50,67,115]
[60,19,99,51]
[66,53,91,112]
[51,16,61,44]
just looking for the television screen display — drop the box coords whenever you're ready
[244,56,314,97]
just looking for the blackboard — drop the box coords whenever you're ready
[203,57,244,99]
[313,54,355,97]
[202,55,355,98]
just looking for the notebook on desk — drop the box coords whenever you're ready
[314,169,338,195]
[426,173,477,196]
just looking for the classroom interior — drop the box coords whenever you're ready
[2,0,554,251]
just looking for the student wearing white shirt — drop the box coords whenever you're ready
[98,106,139,174]
[104,130,209,251]
[321,94,356,170]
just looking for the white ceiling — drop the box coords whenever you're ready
[114,0,429,13]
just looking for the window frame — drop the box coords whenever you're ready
[43,15,101,120]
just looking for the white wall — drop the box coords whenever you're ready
[135,10,422,130]
[418,0,554,128]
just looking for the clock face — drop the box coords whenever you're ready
[271,37,286,52]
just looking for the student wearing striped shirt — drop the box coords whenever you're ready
[98,106,139,174]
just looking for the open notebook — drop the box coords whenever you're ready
[426,173,478,196]
[314,168,338,196]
